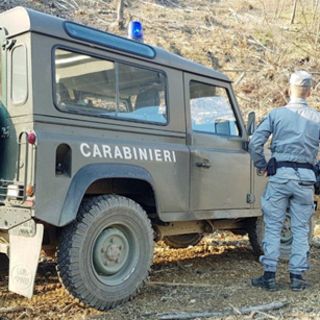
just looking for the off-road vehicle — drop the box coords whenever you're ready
[0,7,312,310]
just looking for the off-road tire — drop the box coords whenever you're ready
[57,195,154,311]
[163,233,203,249]
[247,215,314,261]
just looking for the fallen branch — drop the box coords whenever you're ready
[158,301,289,320]
[60,301,78,313]
[147,281,216,288]
[222,69,260,73]
[0,306,25,314]
[234,72,246,86]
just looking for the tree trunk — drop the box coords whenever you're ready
[312,0,319,25]
[290,0,298,24]
[316,10,320,44]
[117,0,124,30]
[273,0,280,20]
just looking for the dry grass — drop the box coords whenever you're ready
[3,0,319,124]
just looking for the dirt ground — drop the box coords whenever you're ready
[0,225,320,320]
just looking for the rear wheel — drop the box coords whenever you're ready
[57,195,154,310]
[163,233,203,249]
[248,214,314,261]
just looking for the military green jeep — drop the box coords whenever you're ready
[0,7,306,310]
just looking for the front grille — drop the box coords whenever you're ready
[0,179,25,204]
[0,179,11,204]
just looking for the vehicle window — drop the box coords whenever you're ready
[117,64,167,124]
[12,45,28,105]
[54,49,167,125]
[190,80,239,136]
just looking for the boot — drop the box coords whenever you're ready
[251,272,276,291]
[290,273,307,291]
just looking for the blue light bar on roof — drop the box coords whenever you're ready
[64,22,155,59]
[128,21,144,42]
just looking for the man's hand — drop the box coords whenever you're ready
[258,168,267,177]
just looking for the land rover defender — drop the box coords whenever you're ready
[0,7,305,310]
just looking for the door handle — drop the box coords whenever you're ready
[196,161,211,169]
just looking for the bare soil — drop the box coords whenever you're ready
[0,227,320,320]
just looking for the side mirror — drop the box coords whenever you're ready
[247,111,256,136]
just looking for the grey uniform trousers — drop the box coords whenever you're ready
[260,179,314,275]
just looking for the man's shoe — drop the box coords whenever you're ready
[290,274,307,291]
[251,274,276,291]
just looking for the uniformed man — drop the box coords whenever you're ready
[248,71,320,291]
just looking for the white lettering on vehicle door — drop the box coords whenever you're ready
[132,147,138,160]
[114,146,124,159]
[102,145,113,158]
[93,144,102,158]
[123,147,132,160]
[172,151,176,163]
[139,148,148,161]
[80,143,91,157]
[163,150,172,162]
[154,149,162,162]
[80,144,177,163]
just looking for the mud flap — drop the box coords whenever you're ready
[8,222,44,298]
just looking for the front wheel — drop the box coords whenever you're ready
[57,195,154,310]
[247,215,314,261]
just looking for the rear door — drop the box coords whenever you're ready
[184,73,251,212]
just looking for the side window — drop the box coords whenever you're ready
[117,64,167,124]
[190,80,239,136]
[12,45,28,105]
[54,49,167,124]
[55,49,117,114]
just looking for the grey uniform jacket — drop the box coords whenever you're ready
[248,97,320,183]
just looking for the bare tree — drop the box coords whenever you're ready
[117,0,124,29]
[273,0,281,20]
[290,0,298,24]
[316,10,320,44]
[277,0,286,19]
[312,0,319,25]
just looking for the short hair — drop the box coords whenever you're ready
[290,84,311,98]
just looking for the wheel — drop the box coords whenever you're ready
[163,233,203,249]
[247,214,314,261]
[57,195,154,310]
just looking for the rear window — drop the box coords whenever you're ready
[54,49,168,125]
[11,45,28,105]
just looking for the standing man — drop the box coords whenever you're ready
[248,71,320,291]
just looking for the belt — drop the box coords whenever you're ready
[277,161,314,171]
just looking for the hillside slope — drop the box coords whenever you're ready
[1,0,320,121]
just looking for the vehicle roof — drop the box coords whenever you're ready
[0,6,230,82]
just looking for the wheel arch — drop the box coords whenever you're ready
[58,163,159,226]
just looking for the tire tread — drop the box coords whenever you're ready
[57,195,154,311]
